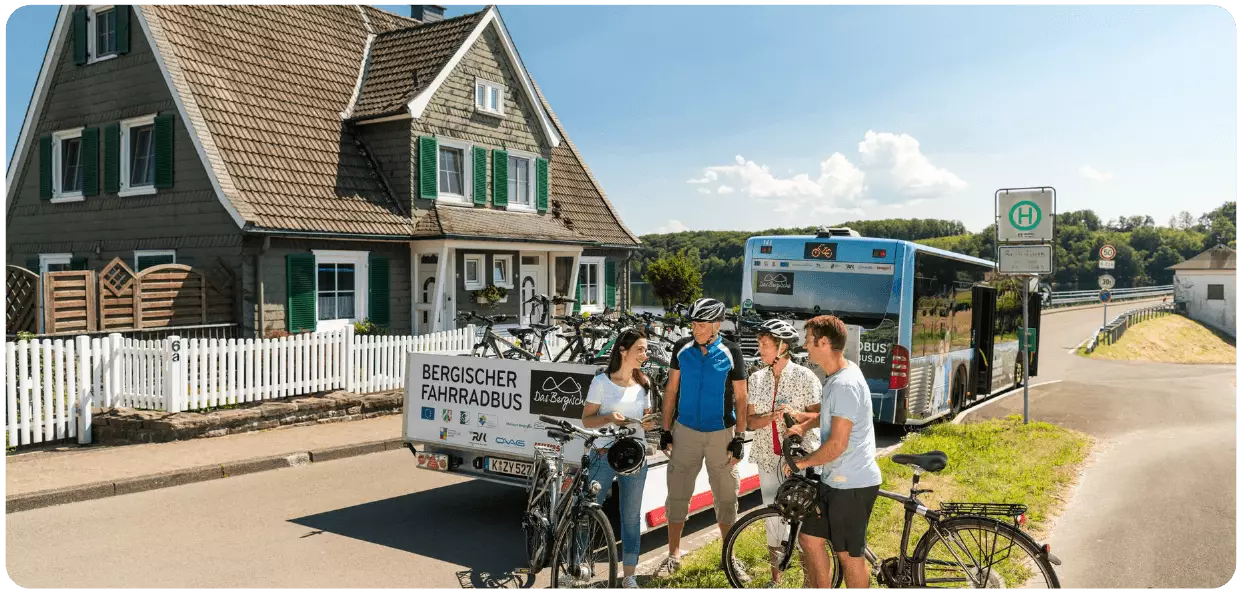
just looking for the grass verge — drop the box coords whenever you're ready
[646,415,1091,588]
[1079,313,1235,363]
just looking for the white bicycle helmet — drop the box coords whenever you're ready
[756,319,799,345]
[686,298,726,322]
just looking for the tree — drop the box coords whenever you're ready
[1169,211,1196,230]
[643,250,703,311]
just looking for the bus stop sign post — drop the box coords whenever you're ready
[996,187,1056,425]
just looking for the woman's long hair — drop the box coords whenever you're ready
[606,328,650,390]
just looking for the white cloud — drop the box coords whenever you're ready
[1079,165,1113,181]
[686,130,964,217]
[655,220,691,234]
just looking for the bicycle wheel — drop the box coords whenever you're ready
[912,516,1060,588]
[549,506,618,588]
[721,506,842,588]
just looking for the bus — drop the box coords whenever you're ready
[739,227,1041,425]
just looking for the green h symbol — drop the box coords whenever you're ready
[1017,207,1034,225]
[1010,200,1041,231]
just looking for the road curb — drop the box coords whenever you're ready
[5,437,405,514]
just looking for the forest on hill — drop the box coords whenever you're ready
[632,202,1234,292]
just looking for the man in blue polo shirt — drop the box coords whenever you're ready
[659,298,749,574]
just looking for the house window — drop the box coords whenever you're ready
[436,138,472,203]
[120,114,157,197]
[52,128,85,202]
[475,78,505,116]
[493,255,513,289]
[507,154,534,209]
[134,250,176,271]
[312,250,368,330]
[464,254,484,290]
[88,6,119,63]
[578,256,605,312]
[39,253,73,274]
[1208,284,1225,300]
[554,256,574,296]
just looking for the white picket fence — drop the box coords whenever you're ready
[4,324,476,449]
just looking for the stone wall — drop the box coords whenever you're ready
[91,390,402,445]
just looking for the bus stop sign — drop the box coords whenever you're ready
[996,187,1056,243]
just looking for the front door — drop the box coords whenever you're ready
[415,254,439,335]
[520,255,543,325]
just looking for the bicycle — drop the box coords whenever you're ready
[721,417,1062,588]
[458,311,539,360]
[521,416,637,588]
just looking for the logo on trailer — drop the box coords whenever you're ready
[478,413,495,428]
[420,406,435,421]
[495,437,526,448]
[441,409,453,423]
[470,431,488,444]
[534,442,561,454]
[459,411,470,425]
[529,370,591,419]
[439,427,460,440]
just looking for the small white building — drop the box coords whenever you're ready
[1169,245,1236,337]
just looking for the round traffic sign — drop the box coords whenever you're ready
[1009,200,1043,231]
[1100,244,1117,261]
[1098,273,1116,290]
[1099,289,1113,303]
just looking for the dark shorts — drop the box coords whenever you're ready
[799,483,880,557]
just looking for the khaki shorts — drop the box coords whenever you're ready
[664,421,740,526]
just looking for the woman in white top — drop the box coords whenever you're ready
[744,319,822,585]
[581,328,658,588]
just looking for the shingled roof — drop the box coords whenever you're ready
[1168,244,1237,271]
[130,5,636,246]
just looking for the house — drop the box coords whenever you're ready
[5,5,639,338]
[1168,244,1236,337]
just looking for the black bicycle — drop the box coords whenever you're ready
[521,416,636,588]
[722,417,1062,588]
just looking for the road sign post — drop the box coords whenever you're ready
[995,187,1056,425]
[1098,245,1116,330]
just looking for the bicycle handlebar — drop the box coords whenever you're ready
[538,416,636,440]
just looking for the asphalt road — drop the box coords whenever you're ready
[7,299,1227,588]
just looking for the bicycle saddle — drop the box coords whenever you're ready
[530,323,553,331]
[509,327,537,339]
[892,450,948,472]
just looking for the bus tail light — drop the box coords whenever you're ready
[889,345,909,390]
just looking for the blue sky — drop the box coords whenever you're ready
[6,5,1235,236]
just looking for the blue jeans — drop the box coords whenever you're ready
[586,449,648,567]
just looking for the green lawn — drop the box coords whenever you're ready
[647,416,1091,588]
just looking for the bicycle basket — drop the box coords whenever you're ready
[774,477,819,520]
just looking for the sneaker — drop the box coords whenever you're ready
[623,575,640,588]
[731,558,752,584]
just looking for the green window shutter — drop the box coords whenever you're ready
[605,260,617,308]
[536,157,549,212]
[25,256,40,273]
[154,112,175,188]
[575,268,583,304]
[103,123,120,193]
[472,146,488,205]
[70,257,88,271]
[73,8,87,65]
[369,255,390,327]
[492,149,508,207]
[39,135,53,200]
[286,253,317,333]
[116,6,130,55]
[81,127,99,197]
[418,136,438,200]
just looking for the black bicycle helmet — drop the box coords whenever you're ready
[607,436,647,476]
[774,476,820,520]
[686,298,726,322]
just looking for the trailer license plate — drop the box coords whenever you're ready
[417,452,449,472]
[487,457,533,478]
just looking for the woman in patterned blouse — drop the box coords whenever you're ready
[744,320,822,585]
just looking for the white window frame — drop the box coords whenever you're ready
[578,256,606,313]
[39,253,73,275]
[493,254,514,289]
[119,114,158,197]
[312,250,369,332]
[436,137,472,205]
[464,254,484,291]
[87,5,119,65]
[133,249,176,271]
[505,150,537,212]
[51,128,85,203]
[474,78,505,117]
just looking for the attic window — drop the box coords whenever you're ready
[88,6,118,63]
[475,79,505,116]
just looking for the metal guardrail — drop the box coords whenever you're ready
[1084,302,1178,353]
[1047,285,1173,308]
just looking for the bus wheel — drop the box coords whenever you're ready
[949,368,967,416]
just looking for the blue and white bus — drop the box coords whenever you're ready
[739,227,1040,425]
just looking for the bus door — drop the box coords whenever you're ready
[970,284,997,398]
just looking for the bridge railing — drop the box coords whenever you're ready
[1046,285,1173,308]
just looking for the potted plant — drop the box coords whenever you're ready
[476,284,508,307]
